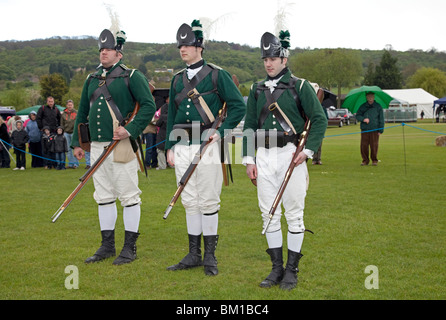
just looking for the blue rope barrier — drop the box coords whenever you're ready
[0,139,166,165]
[324,122,446,138]
[1,123,445,165]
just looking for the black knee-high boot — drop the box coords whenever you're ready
[112,231,139,265]
[280,250,303,290]
[167,234,202,270]
[85,230,116,263]
[203,235,219,276]
[260,247,284,288]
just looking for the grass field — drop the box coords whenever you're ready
[0,121,445,301]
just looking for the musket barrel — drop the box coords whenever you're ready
[51,206,65,223]
[163,206,173,220]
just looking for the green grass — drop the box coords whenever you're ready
[0,121,445,300]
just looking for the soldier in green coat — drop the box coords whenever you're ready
[72,29,156,265]
[243,31,327,290]
[165,20,246,276]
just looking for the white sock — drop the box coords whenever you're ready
[266,229,283,248]
[98,203,117,231]
[287,231,304,252]
[123,203,141,233]
[202,212,218,236]
[186,213,202,236]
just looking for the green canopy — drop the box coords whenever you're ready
[342,86,393,113]
[16,105,64,115]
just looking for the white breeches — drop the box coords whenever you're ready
[91,141,141,207]
[173,142,223,216]
[256,142,309,233]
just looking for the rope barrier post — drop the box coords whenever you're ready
[402,123,407,175]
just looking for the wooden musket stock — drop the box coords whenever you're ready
[261,88,324,235]
[51,103,141,223]
[163,103,227,220]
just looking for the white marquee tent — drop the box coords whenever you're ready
[383,88,438,118]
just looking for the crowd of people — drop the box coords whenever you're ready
[0,97,86,170]
[0,95,169,171]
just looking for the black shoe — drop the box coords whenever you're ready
[167,234,202,271]
[203,235,219,276]
[279,250,303,290]
[112,231,139,265]
[85,230,116,263]
[260,247,284,288]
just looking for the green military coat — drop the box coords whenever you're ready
[72,62,156,148]
[165,61,246,150]
[243,70,327,156]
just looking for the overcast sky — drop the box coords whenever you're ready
[0,0,443,52]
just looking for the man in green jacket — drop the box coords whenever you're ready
[72,28,156,265]
[243,31,327,290]
[355,92,384,166]
[165,20,246,276]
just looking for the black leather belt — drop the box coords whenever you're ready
[254,130,297,149]
[172,122,214,144]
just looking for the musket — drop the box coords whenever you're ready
[163,103,227,220]
[51,103,141,223]
[261,87,325,235]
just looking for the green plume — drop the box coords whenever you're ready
[279,30,290,49]
[191,19,203,39]
[116,30,127,46]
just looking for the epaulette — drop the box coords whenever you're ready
[174,68,186,76]
[119,64,137,77]
[207,63,222,70]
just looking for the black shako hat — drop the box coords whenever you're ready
[260,31,291,59]
[176,20,204,48]
[98,29,127,53]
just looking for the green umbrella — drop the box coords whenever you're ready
[342,86,393,113]
[16,105,65,115]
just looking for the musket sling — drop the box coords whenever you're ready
[88,66,139,162]
[173,65,220,125]
[254,76,306,149]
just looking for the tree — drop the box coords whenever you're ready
[39,73,69,105]
[407,67,446,98]
[291,49,363,107]
[373,50,402,89]
[324,49,363,107]
[363,62,375,85]
[0,64,16,80]
[49,62,72,85]
[2,86,28,110]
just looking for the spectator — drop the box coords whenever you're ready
[11,120,29,170]
[143,117,158,169]
[36,96,61,134]
[155,100,168,170]
[60,100,79,169]
[41,126,55,169]
[51,126,68,170]
[355,91,384,166]
[0,117,11,168]
[25,111,44,168]
[8,115,22,134]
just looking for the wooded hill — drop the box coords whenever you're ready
[1,36,446,92]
